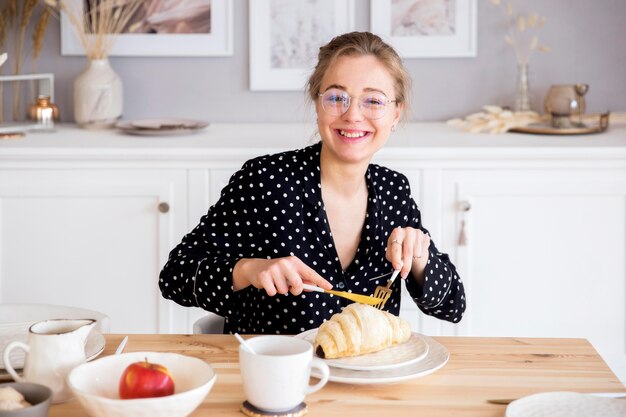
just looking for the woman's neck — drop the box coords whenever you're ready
[319,149,369,196]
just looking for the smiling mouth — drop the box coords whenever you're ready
[338,129,369,139]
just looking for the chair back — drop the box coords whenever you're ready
[192,313,225,334]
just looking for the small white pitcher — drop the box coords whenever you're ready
[3,318,96,403]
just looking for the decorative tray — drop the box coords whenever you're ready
[510,112,610,135]
[116,118,209,136]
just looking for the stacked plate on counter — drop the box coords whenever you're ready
[506,392,626,417]
[296,329,449,384]
[116,118,209,136]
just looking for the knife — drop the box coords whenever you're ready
[487,392,626,405]
[301,284,383,306]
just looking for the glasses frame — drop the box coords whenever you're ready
[317,89,397,120]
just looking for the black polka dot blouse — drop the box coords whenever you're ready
[159,143,466,334]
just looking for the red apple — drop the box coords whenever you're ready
[119,358,175,399]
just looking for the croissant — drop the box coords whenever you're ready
[314,303,412,359]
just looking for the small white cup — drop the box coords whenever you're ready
[239,335,329,412]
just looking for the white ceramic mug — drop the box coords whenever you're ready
[239,335,329,412]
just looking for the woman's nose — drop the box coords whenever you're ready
[342,98,365,122]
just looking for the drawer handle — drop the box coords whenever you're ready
[458,201,470,246]
[158,202,170,213]
[458,201,471,212]
[458,220,467,246]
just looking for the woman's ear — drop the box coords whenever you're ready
[393,102,404,126]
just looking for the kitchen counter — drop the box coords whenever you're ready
[1,123,625,165]
[49,334,625,417]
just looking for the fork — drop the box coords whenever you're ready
[302,284,384,306]
[372,269,401,310]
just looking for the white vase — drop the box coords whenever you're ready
[74,58,123,128]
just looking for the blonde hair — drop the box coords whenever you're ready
[306,31,412,119]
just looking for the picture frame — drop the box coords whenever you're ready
[249,0,355,91]
[371,0,476,58]
[61,0,233,57]
[0,73,55,129]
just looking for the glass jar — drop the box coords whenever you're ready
[544,85,584,128]
[28,95,60,130]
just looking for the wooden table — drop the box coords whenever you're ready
[50,334,625,417]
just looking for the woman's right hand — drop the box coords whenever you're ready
[233,256,333,296]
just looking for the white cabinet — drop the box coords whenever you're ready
[0,168,189,334]
[1,123,625,381]
[440,168,626,378]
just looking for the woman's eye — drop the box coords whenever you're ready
[326,93,348,104]
[364,97,385,106]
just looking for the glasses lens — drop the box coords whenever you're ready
[359,93,388,120]
[321,89,350,116]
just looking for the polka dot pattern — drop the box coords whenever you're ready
[159,143,465,334]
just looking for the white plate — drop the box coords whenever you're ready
[0,304,109,370]
[506,392,626,417]
[296,329,429,371]
[116,118,209,136]
[304,333,449,384]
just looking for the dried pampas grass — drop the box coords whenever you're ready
[12,0,38,119]
[447,106,541,134]
[45,0,143,60]
[0,0,52,121]
[490,0,550,65]
[33,8,51,60]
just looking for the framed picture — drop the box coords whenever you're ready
[371,0,476,58]
[249,0,355,91]
[61,0,233,57]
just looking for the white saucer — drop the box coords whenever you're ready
[296,329,429,371]
[506,392,626,417]
[306,333,449,384]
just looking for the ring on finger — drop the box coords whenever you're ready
[390,239,402,247]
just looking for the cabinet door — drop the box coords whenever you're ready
[441,169,626,377]
[0,169,188,334]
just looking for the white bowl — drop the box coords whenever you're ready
[0,382,52,417]
[67,352,217,417]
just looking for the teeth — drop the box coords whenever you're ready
[339,130,366,138]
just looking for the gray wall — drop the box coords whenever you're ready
[8,0,626,123]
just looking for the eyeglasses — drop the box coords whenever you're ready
[318,88,397,120]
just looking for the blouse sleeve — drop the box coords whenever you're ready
[401,181,466,323]
[158,158,265,322]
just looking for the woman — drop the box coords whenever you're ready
[159,32,465,334]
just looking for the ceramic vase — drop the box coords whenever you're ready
[74,58,122,129]
[514,63,531,112]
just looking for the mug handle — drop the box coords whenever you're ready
[3,341,28,382]
[304,357,330,395]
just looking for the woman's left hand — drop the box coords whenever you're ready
[386,227,430,283]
